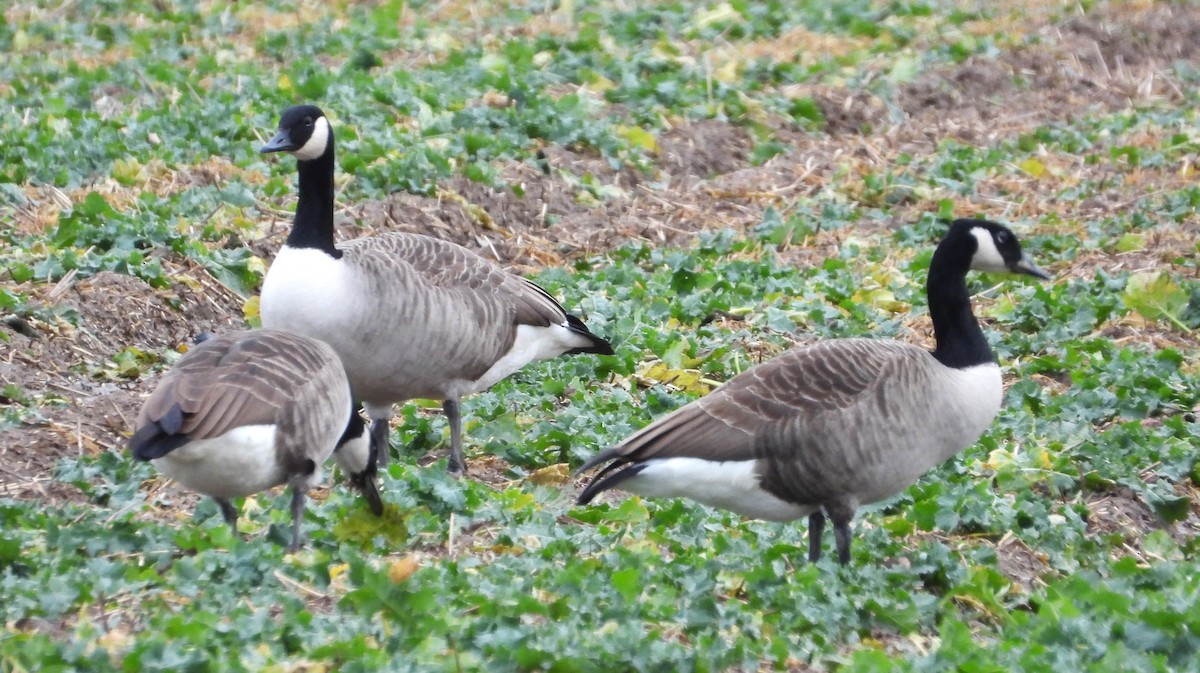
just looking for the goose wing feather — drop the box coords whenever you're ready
[344,233,570,327]
[135,331,345,464]
[584,339,927,469]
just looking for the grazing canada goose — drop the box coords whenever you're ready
[576,219,1049,565]
[130,329,382,551]
[258,104,613,477]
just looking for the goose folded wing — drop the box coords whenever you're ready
[351,234,570,328]
[585,339,914,469]
[134,334,319,449]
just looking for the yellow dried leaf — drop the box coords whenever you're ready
[636,362,712,394]
[1034,448,1053,470]
[851,287,909,314]
[584,73,615,92]
[243,295,261,325]
[692,2,741,28]
[617,125,657,153]
[490,544,525,555]
[12,30,31,52]
[532,588,559,604]
[328,563,349,581]
[526,463,570,486]
[713,58,741,83]
[246,255,267,276]
[111,157,144,186]
[176,274,203,291]
[388,556,420,584]
[96,628,132,654]
[1018,158,1045,178]
[982,448,1014,471]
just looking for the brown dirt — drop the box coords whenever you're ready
[1084,486,1200,561]
[1,264,242,501]
[994,532,1050,592]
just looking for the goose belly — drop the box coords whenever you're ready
[152,425,285,499]
[623,458,815,522]
[331,315,505,404]
[847,362,1003,505]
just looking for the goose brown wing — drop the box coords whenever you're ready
[135,330,334,442]
[344,232,571,328]
[581,339,921,471]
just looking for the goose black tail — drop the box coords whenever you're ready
[129,426,191,461]
[564,314,614,355]
[576,461,647,505]
[129,403,189,460]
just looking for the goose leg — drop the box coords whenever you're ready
[214,497,239,536]
[807,510,826,563]
[287,487,306,552]
[826,501,856,566]
[369,417,390,469]
[443,398,465,477]
[352,468,385,516]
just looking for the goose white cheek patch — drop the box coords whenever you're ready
[293,117,330,161]
[969,227,1007,273]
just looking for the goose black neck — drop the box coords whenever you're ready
[286,141,340,258]
[927,239,994,369]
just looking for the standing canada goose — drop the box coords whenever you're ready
[576,219,1049,565]
[258,104,613,477]
[130,329,382,551]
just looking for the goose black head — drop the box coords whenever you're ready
[954,218,1050,280]
[260,104,331,161]
[334,409,384,515]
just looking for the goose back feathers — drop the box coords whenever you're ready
[577,219,1049,564]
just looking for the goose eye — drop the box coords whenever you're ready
[303,117,314,127]
[995,230,1011,245]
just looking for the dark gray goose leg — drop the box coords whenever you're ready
[826,501,857,566]
[443,398,465,477]
[807,510,826,563]
[370,417,390,469]
[287,487,306,552]
[214,497,239,536]
[351,468,384,516]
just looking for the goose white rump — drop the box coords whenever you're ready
[150,424,311,499]
[623,458,814,522]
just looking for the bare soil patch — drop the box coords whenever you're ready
[1084,486,1200,561]
[1,267,242,499]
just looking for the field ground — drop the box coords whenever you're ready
[1,0,1199,671]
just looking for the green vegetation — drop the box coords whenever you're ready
[2,0,1198,671]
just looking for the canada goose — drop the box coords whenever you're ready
[576,219,1049,565]
[130,329,382,550]
[258,104,613,477]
